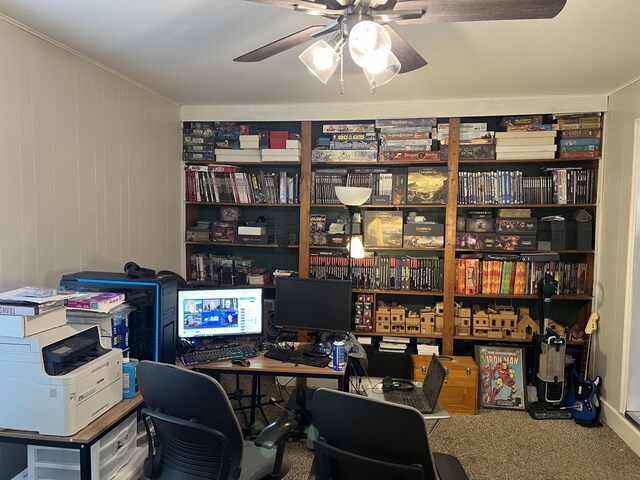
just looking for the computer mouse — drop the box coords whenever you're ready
[232,358,250,367]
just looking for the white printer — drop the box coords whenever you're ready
[0,324,123,436]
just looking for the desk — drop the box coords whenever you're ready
[359,377,450,436]
[0,392,144,480]
[181,352,349,431]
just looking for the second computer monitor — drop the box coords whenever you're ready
[274,277,352,334]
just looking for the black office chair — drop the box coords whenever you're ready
[309,388,468,480]
[137,361,295,480]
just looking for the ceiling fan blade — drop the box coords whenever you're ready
[373,9,425,22]
[372,0,398,10]
[244,0,328,10]
[383,24,427,73]
[322,0,348,9]
[233,25,327,62]
[294,4,343,18]
[394,0,567,24]
[310,20,341,38]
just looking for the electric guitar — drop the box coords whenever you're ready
[565,312,601,423]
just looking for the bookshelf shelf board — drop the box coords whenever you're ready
[454,336,532,343]
[222,161,302,166]
[452,336,586,346]
[455,249,594,254]
[188,282,276,289]
[366,247,445,252]
[309,245,344,250]
[456,203,597,209]
[185,241,282,248]
[369,332,444,339]
[310,203,446,209]
[186,202,300,207]
[312,160,445,167]
[454,293,592,300]
[459,157,601,165]
[353,289,444,296]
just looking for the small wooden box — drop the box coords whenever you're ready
[412,355,479,415]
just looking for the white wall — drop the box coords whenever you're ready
[0,17,182,291]
[0,17,182,475]
[595,78,640,455]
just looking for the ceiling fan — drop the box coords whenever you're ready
[234,0,567,92]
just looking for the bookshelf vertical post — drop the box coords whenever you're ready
[443,117,461,355]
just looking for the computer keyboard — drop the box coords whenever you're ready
[384,390,429,412]
[264,348,331,368]
[181,345,258,366]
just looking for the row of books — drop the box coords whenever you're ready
[309,254,444,292]
[455,258,589,295]
[186,166,300,204]
[457,168,595,205]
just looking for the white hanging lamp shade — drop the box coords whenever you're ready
[363,51,401,93]
[348,21,392,69]
[335,186,372,206]
[299,39,340,84]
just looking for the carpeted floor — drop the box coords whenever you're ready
[219,375,640,480]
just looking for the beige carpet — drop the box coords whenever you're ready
[220,375,640,480]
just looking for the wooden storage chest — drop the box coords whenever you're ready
[412,355,478,415]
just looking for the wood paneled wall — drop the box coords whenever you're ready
[0,18,182,291]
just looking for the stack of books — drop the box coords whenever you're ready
[555,113,602,159]
[247,268,271,286]
[495,115,558,160]
[379,336,410,352]
[0,287,69,337]
[417,338,439,356]
[66,292,126,313]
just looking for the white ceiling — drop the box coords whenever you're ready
[1,0,639,107]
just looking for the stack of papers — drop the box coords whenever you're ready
[417,338,439,356]
[379,336,410,352]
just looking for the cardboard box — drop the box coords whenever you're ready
[566,220,593,250]
[494,234,536,251]
[364,211,403,248]
[403,223,444,248]
[185,229,210,242]
[212,221,237,243]
[465,218,495,233]
[236,234,268,245]
[269,131,289,149]
[456,233,495,250]
[412,355,478,414]
[495,218,537,234]
[538,221,566,250]
[220,206,243,222]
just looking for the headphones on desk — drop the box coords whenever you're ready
[382,376,414,392]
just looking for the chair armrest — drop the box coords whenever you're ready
[254,416,297,449]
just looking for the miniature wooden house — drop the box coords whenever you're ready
[512,315,540,340]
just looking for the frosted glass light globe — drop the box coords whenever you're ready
[299,39,340,84]
[348,21,392,69]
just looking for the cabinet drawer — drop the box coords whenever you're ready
[412,355,478,415]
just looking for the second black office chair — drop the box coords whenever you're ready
[137,361,295,480]
[310,388,469,480]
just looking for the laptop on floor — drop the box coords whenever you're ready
[382,354,446,414]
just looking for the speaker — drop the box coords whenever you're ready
[263,298,279,342]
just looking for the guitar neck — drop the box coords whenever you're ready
[578,333,592,381]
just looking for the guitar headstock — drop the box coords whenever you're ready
[585,312,600,335]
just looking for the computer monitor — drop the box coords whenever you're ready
[274,277,352,334]
[178,287,263,340]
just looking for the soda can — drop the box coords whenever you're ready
[332,340,345,371]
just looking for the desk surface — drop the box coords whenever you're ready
[0,392,143,445]
[181,351,347,378]
[360,377,450,421]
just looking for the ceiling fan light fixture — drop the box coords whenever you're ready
[348,20,392,69]
[363,51,401,93]
[299,39,341,84]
